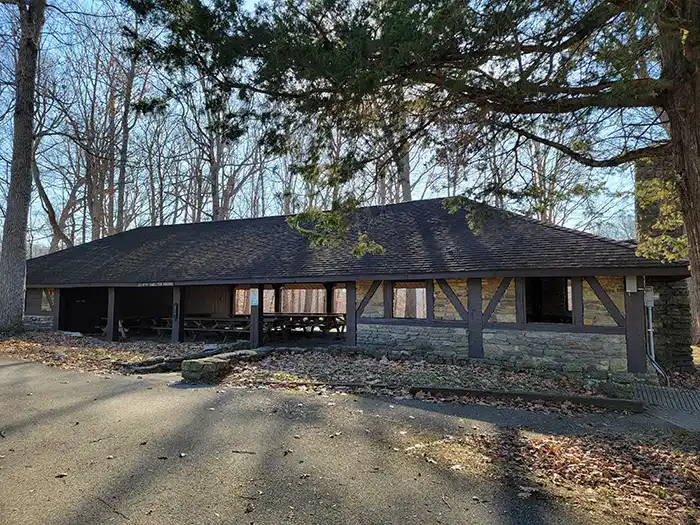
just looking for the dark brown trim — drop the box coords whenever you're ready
[484,322,625,335]
[250,284,265,348]
[515,277,526,323]
[358,318,468,328]
[346,281,357,345]
[356,280,382,317]
[571,277,584,325]
[52,288,65,331]
[383,280,393,319]
[482,277,511,323]
[106,287,119,342]
[324,282,334,314]
[273,284,282,313]
[585,276,625,327]
[468,279,484,357]
[624,277,647,373]
[29,264,690,289]
[426,279,435,322]
[171,286,185,343]
[436,279,469,322]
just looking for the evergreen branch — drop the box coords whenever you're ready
[491,120,672,168]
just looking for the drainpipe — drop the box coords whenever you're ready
[643,281,670,387]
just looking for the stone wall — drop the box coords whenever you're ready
[357,323,469,356]
[357,280,384,318]
[583,277,625,326]
[482,278,516,322]
[483,329,628,375]
[434,279,467,320]
[23,315,53,331]
[647,277,693,369]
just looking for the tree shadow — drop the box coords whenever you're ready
[1,362,643,525]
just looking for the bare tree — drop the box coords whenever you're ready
[0,0,46,331]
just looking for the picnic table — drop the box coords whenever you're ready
[101,313,346,342]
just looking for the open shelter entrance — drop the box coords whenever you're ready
[55,282,352,346]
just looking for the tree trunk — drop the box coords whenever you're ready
[33,163,74,250]
[393,134,417,318]
[116,55,137,232]
[661,3,700,344]
[0,0,47,332]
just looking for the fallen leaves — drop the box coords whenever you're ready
[401,428,700,525]
[221,351,608,404]
[0,331,206,374]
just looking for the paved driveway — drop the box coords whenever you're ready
[0,359,670,525]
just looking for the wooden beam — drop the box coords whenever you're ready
[171,286,185,343]
[435,279,469,322]
[274,285,282,314]
[484,322,625,335]
[571,277,583,325]
[250,284,265,348]
[585,276,625,327]
[426,279,434,322]
[358,318,467,328]
[52,288,64,331]
[346,281,357,345]
[624,278,647,373]
[383,280,393,319]
[515,277,527,323]
[468,279,484,357]
[324,283,334,314]
[482,277,511,324]
[30,264,691,291]
[106,287,119,342]
[355,280,381,317]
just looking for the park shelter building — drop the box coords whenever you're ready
[24,198,692,376]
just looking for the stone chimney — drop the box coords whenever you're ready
[634,156,694,369]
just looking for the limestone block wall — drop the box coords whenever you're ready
[482,278,516,322]
[357,280,384,318]
[357,323,469,356]
[483,330,628,373]
[647,277,693,369]
[23,315,53,331]
[583,277,625,326]
[434,279,468,320]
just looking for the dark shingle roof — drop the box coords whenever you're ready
[26,198,687,286]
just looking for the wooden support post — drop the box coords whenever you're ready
[346,281,357,345]
[250,284,265,348]
[515,277,527,323]
[324,283,334,314]
[467,279,483,358]
[624,277,647,373]
[172,286,185,343]
[106,287,119,342]
[426,280,434,322]
[274,285,282,313]
[383,280,393,319]
[52,288,65,331]
[571,277,583,325]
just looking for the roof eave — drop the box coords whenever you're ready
[26,264,691,288]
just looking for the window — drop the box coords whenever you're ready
[392,282,427,319]
[525,277,572,324]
